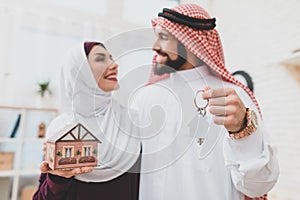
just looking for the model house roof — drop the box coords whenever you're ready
[47,123,101,143]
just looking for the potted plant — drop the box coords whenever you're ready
[56,151,62,157]
[76,150,81,156]
[38,81,52,98]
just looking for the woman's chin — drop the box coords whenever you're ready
[100,83,119,92]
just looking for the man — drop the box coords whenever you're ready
[131,4,279,200]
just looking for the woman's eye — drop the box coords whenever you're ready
[96,57,105,62]
[110,55,114,61]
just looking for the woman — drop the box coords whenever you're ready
[33,42,141,200]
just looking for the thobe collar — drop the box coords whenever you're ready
[168,64,223,161]
[170,65,211,83]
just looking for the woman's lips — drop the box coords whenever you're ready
[104,73,118,81]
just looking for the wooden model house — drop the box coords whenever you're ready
[45,123,101,170]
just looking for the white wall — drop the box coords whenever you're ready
[181,0,300,70]
[211,1,300,198]
[180,0,300,198]
[0,0,177,108]
[251,59,300,200]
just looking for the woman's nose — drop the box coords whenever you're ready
[109,62,118,70]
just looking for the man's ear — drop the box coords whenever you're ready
[184,47,206,67]
[177,41,187,60]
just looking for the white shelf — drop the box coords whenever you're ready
[0,105,58,112]
[23,138,45,143]
[0,137,44,143]
[0,138,20,143]
[0,106,58,200]
[0,169,41,177]
[19,169,41,176]
[0,170,17,177]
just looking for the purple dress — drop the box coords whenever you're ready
[33,160,140,200]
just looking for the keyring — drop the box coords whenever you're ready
[194,90,209,116]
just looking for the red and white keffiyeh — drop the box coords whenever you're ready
[149,4,266,200]
[149,4,262,118]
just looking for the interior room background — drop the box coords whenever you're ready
[0,0,299,199]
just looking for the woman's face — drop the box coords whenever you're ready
[87,45,119,92]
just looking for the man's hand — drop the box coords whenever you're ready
[202,87,247,132]
[40,161,93,179]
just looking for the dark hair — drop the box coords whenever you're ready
[232,70,254,92]
[84,42,106,57]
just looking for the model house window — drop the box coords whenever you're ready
[63,146,74,157]
[48,146,54,160]
[82,146,92,156]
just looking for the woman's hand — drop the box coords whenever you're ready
[40,161,93,179]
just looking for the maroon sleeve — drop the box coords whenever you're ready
[32,173,74,200]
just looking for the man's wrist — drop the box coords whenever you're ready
[228,108,258,140]
[229,112,247,134]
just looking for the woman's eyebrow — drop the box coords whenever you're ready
[94,53,106,56]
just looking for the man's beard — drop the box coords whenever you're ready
[154,42,187,75]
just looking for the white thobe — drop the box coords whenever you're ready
[131,66,279,200]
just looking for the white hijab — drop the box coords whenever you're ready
[46,42,141,182]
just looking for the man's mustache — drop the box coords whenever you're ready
[155,49,169,58]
